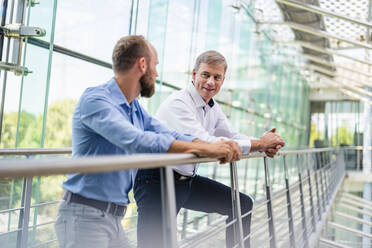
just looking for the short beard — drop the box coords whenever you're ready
[139,70,155,97]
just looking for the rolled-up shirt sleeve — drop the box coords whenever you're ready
[80,95,176,154]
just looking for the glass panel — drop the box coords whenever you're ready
[0,177,23,247]
[45,52,112,147]
[27,175,65,247]
[0,73,22,148]
[145,0,169,83]
[54,0,132,62]
[17,0,57,148]
[161,0,195,88]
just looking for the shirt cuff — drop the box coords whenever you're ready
[176,134,196,143]
[236,139,252,155]
[158,134,176,153]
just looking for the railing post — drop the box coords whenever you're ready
[297,154,309,248]
[327,151,334,191]
[243,160,249,193]
[230,162,245,248]
[305,153,316,233]
[317,153,326,211]
[264,157,277,248]
[160,167,178,248]
[357,148,361,171]
[321,152,330,205]
[208,162,219,226]
[181,210,188,239]
[283,156,296,248]
[16,176,33,248]
[313,153,322,220]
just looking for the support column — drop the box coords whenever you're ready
[362,102,371,173]
[363,2,372,248]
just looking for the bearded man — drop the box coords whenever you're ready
[54,36,238,248]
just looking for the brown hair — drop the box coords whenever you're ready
[112,35,151,73]
[194,50,227,73]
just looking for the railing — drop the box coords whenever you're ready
[0,147,346,248]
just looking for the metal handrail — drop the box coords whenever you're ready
[0,147,348,248]
[0,148,335,178]
[0,147,337,156]
[0,147,72,155]
[343,146,372,151]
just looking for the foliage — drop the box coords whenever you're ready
[0,98,77,217]
[1,98,77,148]
[0,111,36,148]
[309,123,324,147]
[332,126,353,146]
[44,98,77,148]
[309,123,354,147]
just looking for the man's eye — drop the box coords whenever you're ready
[201,73,209,78]
[215,76,222,81]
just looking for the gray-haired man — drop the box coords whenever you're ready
[134,50,285,248]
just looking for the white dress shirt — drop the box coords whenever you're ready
[156,83,257,176]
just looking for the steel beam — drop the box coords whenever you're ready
[276,0,372,29]
[334,211,372,226]
[303,54,372,79]
[287,22,372,50]
[310,72,372,105]
[262,21,372,50]
[327,221,372,239]
[319,238,352,248]
[293,41,372,67]
[308,64,372,90]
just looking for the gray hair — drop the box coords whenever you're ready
[194,50,227,73]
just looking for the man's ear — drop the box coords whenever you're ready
[192,69,196,81]
[138,57,147,73]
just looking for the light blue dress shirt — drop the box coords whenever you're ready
[63,78,195,205]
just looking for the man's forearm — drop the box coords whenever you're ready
[250,139,263,152]
[192,138,208,144]
[166,139,237,163]
[167,140,208,155]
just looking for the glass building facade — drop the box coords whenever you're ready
[1,0,311,150]
[0,0,368,247]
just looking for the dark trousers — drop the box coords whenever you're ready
[134,169,253,248]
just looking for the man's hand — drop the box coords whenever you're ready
[259,128,285,158]
[203,140,235,163]
[219,140,242,164]
[198,140,241,164]
[167,139,240,163]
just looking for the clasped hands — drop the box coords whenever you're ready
[259,128,285,158]
[211,128,285,163]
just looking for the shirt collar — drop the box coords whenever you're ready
[186,83,215,108]
[108,77,137,112]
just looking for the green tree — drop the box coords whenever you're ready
[44,98,77,148]
[0,98,77,224]
[1,111,36,148]
[19,98,77,148]
[332,126,353,146]
[309,123,324,147]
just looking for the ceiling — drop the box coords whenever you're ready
[251,0,372,103]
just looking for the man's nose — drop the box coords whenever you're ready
[206,77,215,85]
